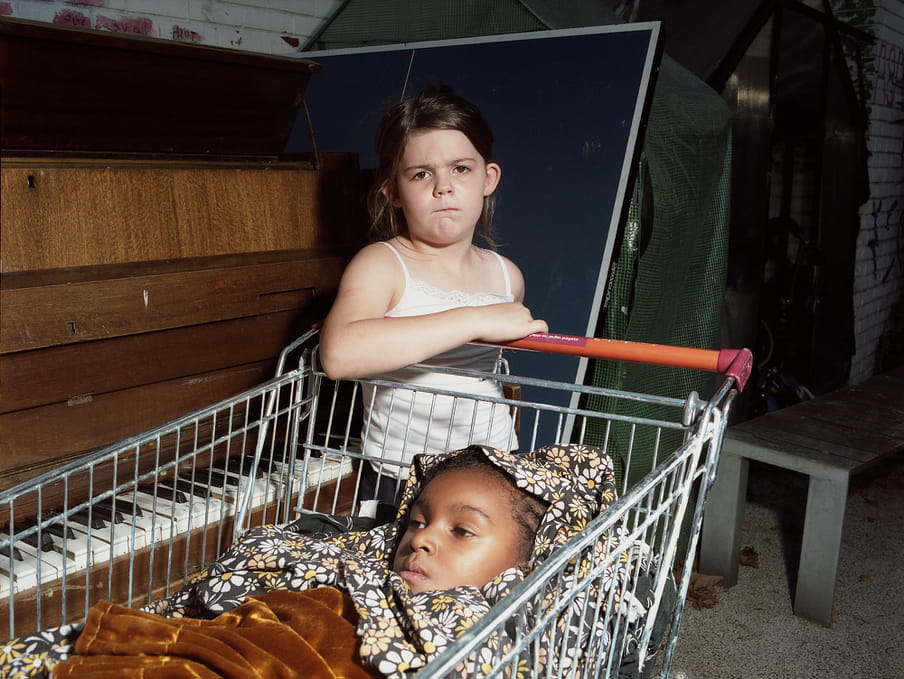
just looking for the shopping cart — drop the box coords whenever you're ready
[0,330,750,678]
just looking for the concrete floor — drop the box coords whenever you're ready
[670,454,904,679]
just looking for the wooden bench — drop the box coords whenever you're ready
[698,365,904,626]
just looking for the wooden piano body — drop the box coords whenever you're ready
[0,17,368,485]
[0,18,367,636]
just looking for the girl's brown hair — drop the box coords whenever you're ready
[368,84,498,245]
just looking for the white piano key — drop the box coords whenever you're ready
[111,495,170,545]
[233,474,282,508]
[112,495,171,541]
[0,563,17,598]
[65,519,146,563]
[272,455,352,488]
[191,469,285,513]
[0,536,38,594]
[10,540,71,586]
[304,455,353,486]
[132,490,225,536]
[0,459,323,602]
[46,523,93,573]
[63,526,116,566]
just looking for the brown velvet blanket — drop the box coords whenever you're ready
[52,588,375,679]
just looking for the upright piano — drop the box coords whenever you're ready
[0,17,368,484]
[0,17,368,634]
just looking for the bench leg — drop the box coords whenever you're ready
[794,469,849,626]
[699,449,749,586]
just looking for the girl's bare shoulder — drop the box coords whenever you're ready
[473,246,525,299]
[335,241,405,302]
[343,242,399,276]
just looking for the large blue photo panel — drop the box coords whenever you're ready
[290,23,661,402]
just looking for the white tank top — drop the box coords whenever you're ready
[360,242,518,478]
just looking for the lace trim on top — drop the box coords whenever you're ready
[407,278,512,306]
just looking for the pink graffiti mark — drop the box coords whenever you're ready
[66,0,106,7]
[96,14,153,36]
[53,9,91,28]
[0,2,12,17]
[172,25,202,43]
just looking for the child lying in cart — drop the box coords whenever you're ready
[3,443,664,679]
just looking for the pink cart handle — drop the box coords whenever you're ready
[483,333,752,392]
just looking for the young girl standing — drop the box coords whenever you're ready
[320,85,547,504]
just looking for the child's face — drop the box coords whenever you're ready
[386,128,500,248]
[392,467,526,594]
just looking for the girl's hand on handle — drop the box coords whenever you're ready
[471,302,548,343]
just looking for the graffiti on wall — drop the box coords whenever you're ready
[868,197,904,282]
[866,36,904,284]
[873,39,904,110]
[173,25,202,43]
[31,4,207,44]
[95,14,153,35]
[53,9,91,27]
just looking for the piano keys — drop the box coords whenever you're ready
[1,442,356,633]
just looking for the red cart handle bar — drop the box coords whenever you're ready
[482,333,752,392]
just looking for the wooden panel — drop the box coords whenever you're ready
[774,368,904,440]
[0,166,366,487]
[0,250,353,486]
[0,17,318,156]
[0,163,365,271]
[0,255,346,353]
[0,310,315,414]
[0,362,269,478]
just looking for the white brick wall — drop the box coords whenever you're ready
[1,0,340,54]
[835,0,904,382]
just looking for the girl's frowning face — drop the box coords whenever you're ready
[392,467,525,594]
[386,128,500,249]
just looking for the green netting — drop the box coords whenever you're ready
[581,57,732,556]
[585,57,732,490]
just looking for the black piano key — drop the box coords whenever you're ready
[235,456,264,479]
[206,469,240,488]
[209,457,261,481]
[0,542,23,561]
[69,509,107,530]
[138,483,188,505]
[109,496,144,518]
[91,499,125,525]
[13,523,56,552]
[45,523,77,540]
[167,479,212,500]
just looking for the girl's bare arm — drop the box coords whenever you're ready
[319,247,546,379]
